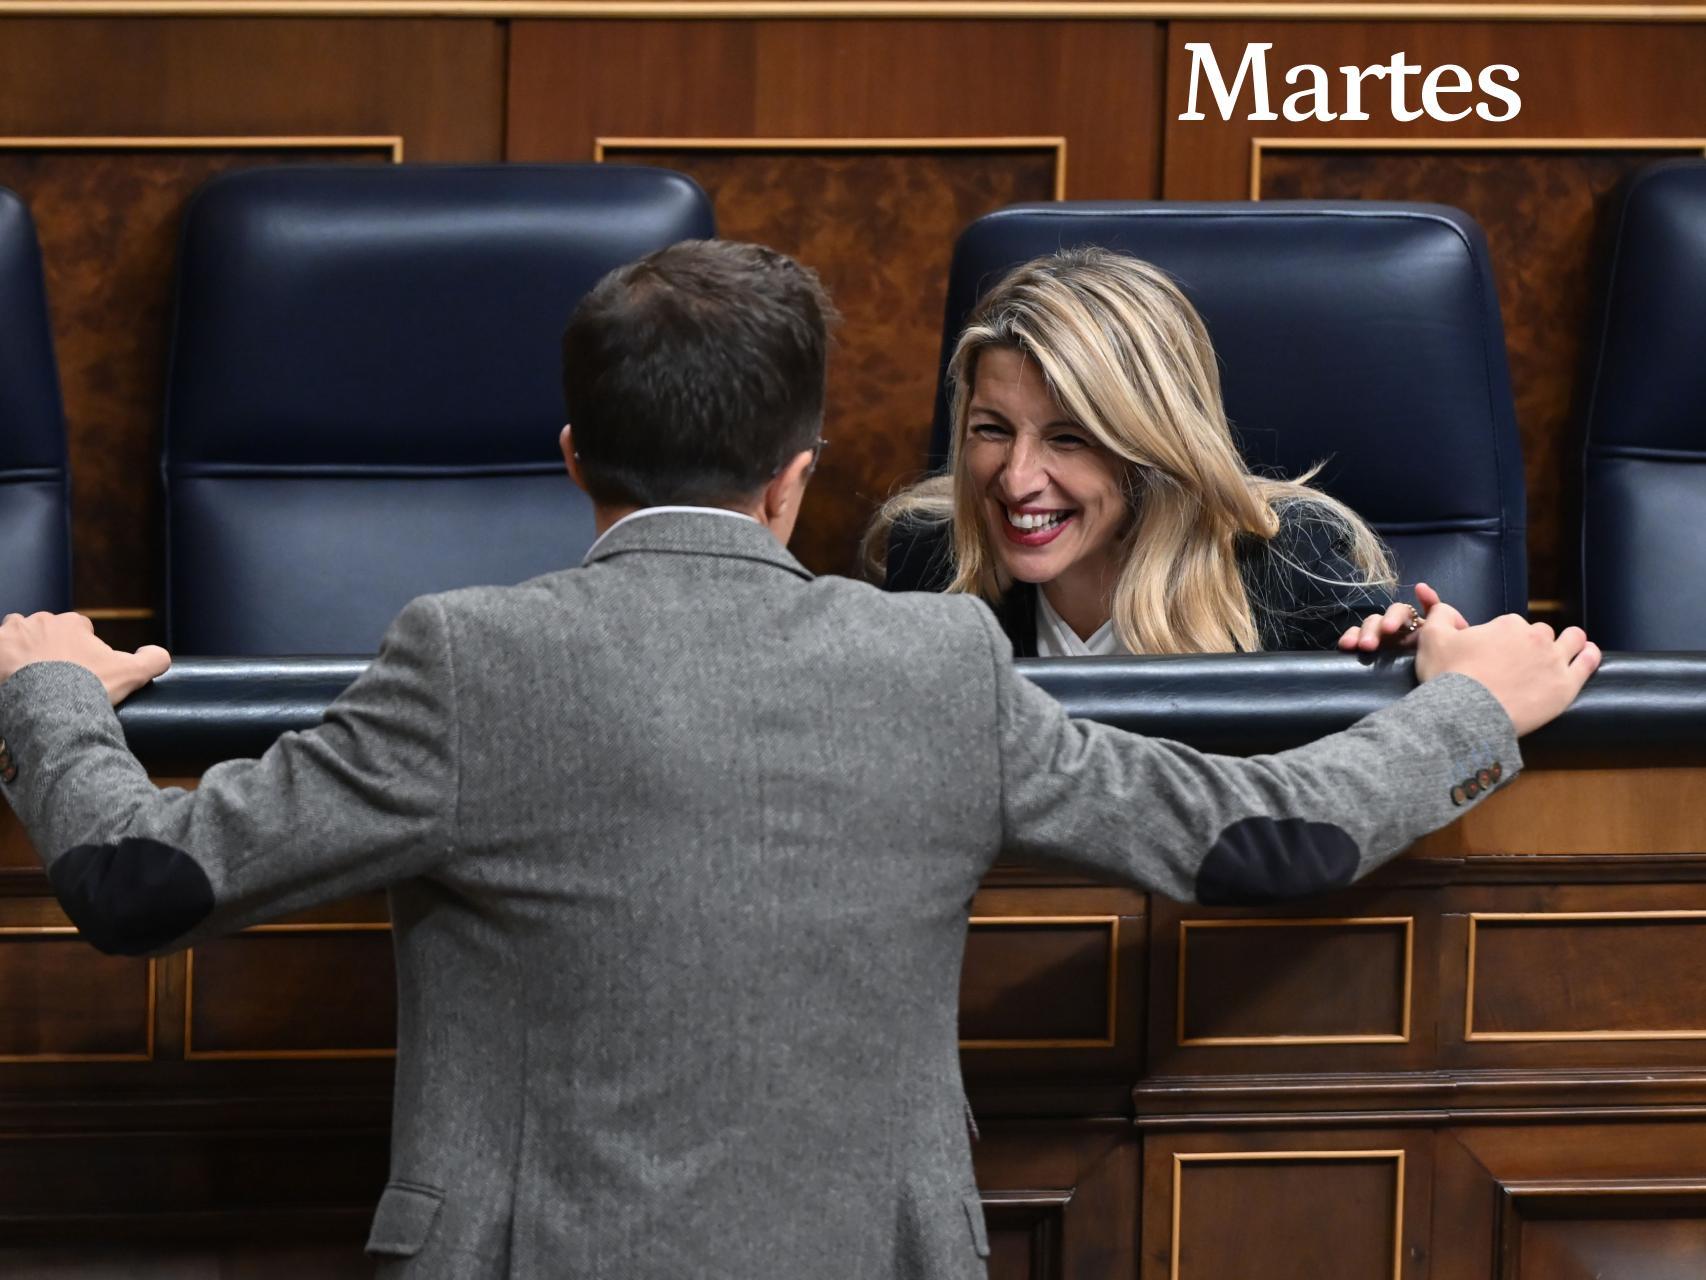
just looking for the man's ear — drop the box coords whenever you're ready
[759,448,817,535]
[560,424,588,493]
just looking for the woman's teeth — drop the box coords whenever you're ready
[1007,510,1070,531]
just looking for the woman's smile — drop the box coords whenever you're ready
[964,347,1130,600]
[1002,506,1077,545]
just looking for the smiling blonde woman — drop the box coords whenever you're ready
[868,247,1428,657]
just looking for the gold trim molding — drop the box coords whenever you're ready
[1250,135,1706,201]
[0,926,156,1063]
[0,134,405,161]
[598,135,1069,202]
[1177,916,1414,1047]
[1465,910,1706,1043]
[7,2,1706,23]
[184,920,396,1061]
[1171,1149,1406,1280]
[959,914,1120,1050]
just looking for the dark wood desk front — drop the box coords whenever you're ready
[0,655,1702,1277]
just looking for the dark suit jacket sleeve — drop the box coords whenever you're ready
[0,596,459,955]
[974,603,1518,904]
[1243,507,1397,650]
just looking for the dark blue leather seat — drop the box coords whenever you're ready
[0,186,72,615]
[920,202,1528,621]
[1582,160,1706,651]
[164,164,714,654]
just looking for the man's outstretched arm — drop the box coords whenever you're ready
[0,599,459,954]
[987,604,1599,903]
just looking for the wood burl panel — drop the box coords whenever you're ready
[187,927,396,1056]
[1470,915,1706,1037]
[599,146,1058,576]
[0,934,150,1058]
[1178,919,1408,1043]
[0,145,391,628]
[1172,1154,1401,1279]
[1261,147,1699,611]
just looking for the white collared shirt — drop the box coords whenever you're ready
[1034,588,1126,658]
[581,505,759,564]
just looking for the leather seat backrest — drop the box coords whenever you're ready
[164,164,715,654]
[925,202,1528,621]
[0,186,72,615]
[1582,160,1706,650]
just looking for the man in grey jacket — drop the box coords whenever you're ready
[0,241,1596,1278]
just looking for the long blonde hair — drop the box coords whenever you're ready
[867,248,1394,653]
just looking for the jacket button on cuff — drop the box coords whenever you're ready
[1490,762,1503,781]
[1,764,17,785]
[1465,780,1481,799]
[1476,768,1493,787]
[1451,784,1467,806]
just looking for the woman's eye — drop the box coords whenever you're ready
[969,423,1010,440]
[1050,432,1090,449]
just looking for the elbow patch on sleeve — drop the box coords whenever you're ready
[48,838,215,956]
[1195,817,1361,906]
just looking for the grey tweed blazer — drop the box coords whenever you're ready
[0,510,1518,1279]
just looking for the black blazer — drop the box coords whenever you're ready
[884,509,1395,657]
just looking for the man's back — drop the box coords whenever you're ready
[392,511,1002,1275]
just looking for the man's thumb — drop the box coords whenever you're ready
[1423,602,1469,633]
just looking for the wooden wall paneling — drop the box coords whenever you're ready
[1440,882,1706,1072]
[1406,765,1706,858]
[508,20,1163,194]
[1146,891,1441,1078]
[973,1122,1138,1280]
[1434,1124,1706,1280]
[1499,1181,1706,1279]
[0,918,153,1061]
[1163,23,1706,617]
[0,1127,387,1244]
[1467,911,1706,1042]
[1143,1128,1432,1280]
[960,885,1145,1115]
[0,1239,373,1278]
[962,914,1121,1048]
[0,19,504,149]
[509,20,1163,576]
[185,922,396,1059]
[1162,25,1706,198]
[0,18,504,644]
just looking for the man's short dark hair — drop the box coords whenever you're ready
[562,240,836,509]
